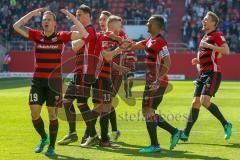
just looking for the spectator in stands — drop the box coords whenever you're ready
[0,0,173,45]
[187,37,196,51]
[3,53,11,72]
[0,0,100,42]
[123,0,172,25]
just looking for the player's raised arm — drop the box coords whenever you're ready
[102,47,123,62]
[13,8,46,38]
[130,41,146,51]
[102,40,133,62]
[71,39,85,52]
[70,25,85,52]
[201,41,230,55]
[60,9,88,41]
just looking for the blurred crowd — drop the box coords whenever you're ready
[0,0,172,43]
[1,0,240,53]
[0,0,104,42]
[123,0,173,25]
[182,0,240,53]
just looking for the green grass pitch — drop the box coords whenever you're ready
[0,78,239,160]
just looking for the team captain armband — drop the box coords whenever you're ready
[159,46,169,58]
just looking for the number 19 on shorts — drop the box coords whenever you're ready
[29,93,38,102]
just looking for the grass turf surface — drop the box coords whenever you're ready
[0,78,239,160]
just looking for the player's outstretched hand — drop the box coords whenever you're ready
[60,9,74,20]
[119,40,133,50]
[191,58,200,65]
[31,8,47,17]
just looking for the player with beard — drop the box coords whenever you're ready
[104,15,181,152]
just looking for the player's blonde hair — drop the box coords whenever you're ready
[107,15,122,26]
[101,11,112,17]
[207,11,219,27]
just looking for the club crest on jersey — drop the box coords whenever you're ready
[151,40,156,43]
[147,42,153,48]
[102,41,108,48]
[221,36,226,42]
[102,41,115,50]
[204,36,210,41]
[52,37,58,42]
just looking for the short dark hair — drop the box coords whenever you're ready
[207,11,219,27]
[78,4,91,17]
[101,10,112,17]
[43,11,56,21]
[150,15,165,29]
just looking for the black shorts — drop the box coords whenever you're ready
[64,74,95,104]
[123,72,135,80]
[142,80,168,110]
[111,75,123,97]
[29,78,62,107]
[194,72,221,97]
[92,78,112,104]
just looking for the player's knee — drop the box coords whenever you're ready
[192,99,201,108]
[30,105,41,120]
[48,112,57,120]
[93,103,102,113]
[142,107,154,118]
[200,96,211,108]
[48,109,57,120]
[102,103,112,113]
[31,112,40,120]
[30,110,40,120]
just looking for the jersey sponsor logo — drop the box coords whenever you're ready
[37,44,59,49]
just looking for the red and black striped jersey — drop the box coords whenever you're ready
[28,28,72,79]
[75,25,97,75]
[140,34,169,82]
[198,30,226,73]
[123,51,137,71]
[112,30,128,75]
[95,33,120,79]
